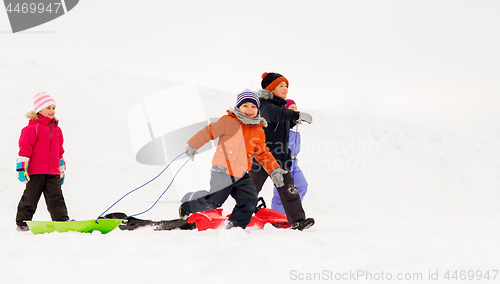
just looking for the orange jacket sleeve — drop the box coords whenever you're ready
[187,117,227,150]
[253,128,280,175]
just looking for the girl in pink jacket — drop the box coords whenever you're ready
[15,92,70,231]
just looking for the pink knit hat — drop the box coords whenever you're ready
[285,99,296,109]
[33,92,56,113]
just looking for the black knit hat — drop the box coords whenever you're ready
[261,72,289,91]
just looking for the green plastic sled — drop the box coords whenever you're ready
[25,219,123,235]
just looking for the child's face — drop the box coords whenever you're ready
[239,102,258,118]
[271,81,288,99]
[39,105,56,119]
[287,104,298,112]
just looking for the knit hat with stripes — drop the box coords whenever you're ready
[33,92,56,113]
[236,89,260,109]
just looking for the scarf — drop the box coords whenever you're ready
[231,107,267,127]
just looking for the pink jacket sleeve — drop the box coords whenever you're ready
[18,126,36,158]
[58,127,65,159]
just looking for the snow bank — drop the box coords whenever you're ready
[1,56,499,284]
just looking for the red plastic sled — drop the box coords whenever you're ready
[248,208,291,229]
[188,208,228,231]
[188,208,290,231]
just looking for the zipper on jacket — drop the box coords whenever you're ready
[48,122,52,174]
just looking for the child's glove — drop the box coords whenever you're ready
[60,158,66,185]
[16,156,30,184]
[186,145,198,161]
[271,167,287,188]
[298,112,313,124]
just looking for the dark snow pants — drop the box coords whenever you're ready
[16,174,69,226]
[181,171,258,229]
[272,165,308,215]
[249,166,306,224]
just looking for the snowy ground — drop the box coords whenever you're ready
[1,56,500,284]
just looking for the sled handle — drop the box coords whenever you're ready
[254,197,267,213]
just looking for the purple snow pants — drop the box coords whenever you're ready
[272,162,308,215]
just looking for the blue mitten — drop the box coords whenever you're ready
[16,157,30,184]
[60,158,66,185]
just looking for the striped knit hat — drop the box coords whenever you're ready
[33,92,56,113]
[236,89,260,109]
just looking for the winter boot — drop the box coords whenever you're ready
[179,206,190,220]
[291,218,315,231]
[16,225,30,232]
[225,220,235,229]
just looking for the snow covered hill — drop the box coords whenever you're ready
[1,56,500,283]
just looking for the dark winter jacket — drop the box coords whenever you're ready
[252,90,299,171]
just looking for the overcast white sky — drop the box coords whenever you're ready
[1,0,499,138]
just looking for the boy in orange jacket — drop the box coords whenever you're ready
[179,90,286,229]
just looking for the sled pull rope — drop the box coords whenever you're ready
[96,152,188,221]
[126,157,190,219]
[0,180,17,194]
[291,123,300,178]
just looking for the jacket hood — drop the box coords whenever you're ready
[259,89,287,107]
[25,111,58,124]
[259,89,274,100]
[25,111,39,120]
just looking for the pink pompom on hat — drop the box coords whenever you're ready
[285,99,296,109]
[33,92,56,113]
